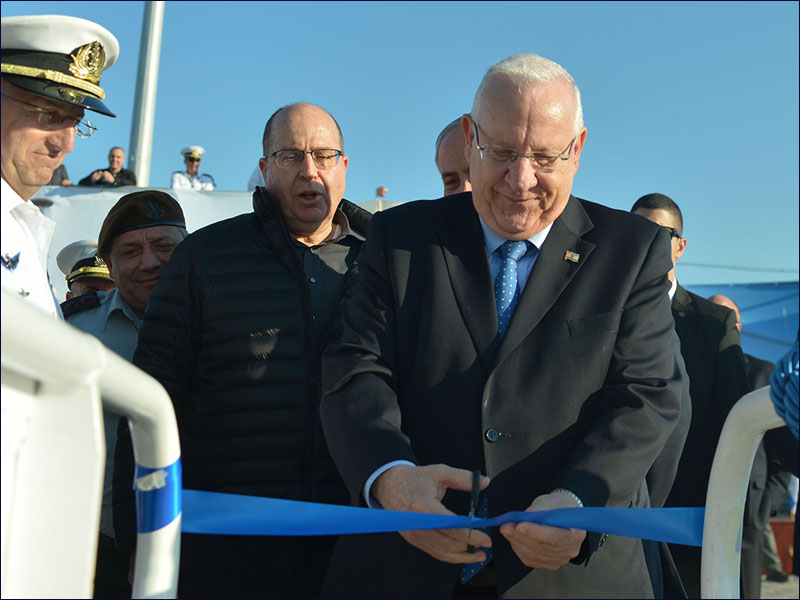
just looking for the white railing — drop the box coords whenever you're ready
[701,385,786,598]
[0,289,180,598]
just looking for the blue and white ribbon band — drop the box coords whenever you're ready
[181,489,704,547]
[135,460,182,533]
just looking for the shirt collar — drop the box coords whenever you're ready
[105,289,143,329]
[1,177,26,214]
[328,206,365,243]
[668,277,678,301]
[478,216,553,256]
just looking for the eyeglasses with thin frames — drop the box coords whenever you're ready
[1,93,96,138]
[267,149,343,170]
[472,121,575,170]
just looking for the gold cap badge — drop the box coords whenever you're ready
[69,41,104,84]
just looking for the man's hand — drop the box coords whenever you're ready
[373,464,491,564]
[100,170,114,183]
[499,491,586,570]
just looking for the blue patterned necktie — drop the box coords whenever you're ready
[459,495,492,584]
[494,240,530,339]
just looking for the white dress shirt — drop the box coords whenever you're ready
[1,178,59,317]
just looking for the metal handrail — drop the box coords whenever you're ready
[1,289,180,598]
[701,386,785,598]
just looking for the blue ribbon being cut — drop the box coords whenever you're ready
[135,460,182,533]
[181,489,704,547]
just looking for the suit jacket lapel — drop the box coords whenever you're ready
[671,283,693,316]
[495,196,596,366]
[439,196,499,372]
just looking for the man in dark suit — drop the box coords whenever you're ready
[631,195,749,598]
[708,294,793,597]
[320,54,685,599]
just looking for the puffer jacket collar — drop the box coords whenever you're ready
[252,186,371,240]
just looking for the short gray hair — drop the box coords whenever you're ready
[434,118,463,163]
[471,54,584,136]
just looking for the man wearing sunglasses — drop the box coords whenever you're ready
[632,193,748,598]
[115,103,371,597]
[170,145,216,191]
[1,14,118,317]
[321,54,684,598]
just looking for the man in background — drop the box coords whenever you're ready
[708,293,794,596]
[56,238,115,300]
[79,146,136,187]
[435,117,472,196]
[63,190,187,598]
[48,164,73,186]
[632,193,749,598]
[1,14,118,317]
[171,145,215,190]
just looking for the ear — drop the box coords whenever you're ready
[675,236,687,260]
[66,290,73,300]
[461,114,474,162]
[259,157,268,184]
[571,127,588,174]
[101,254,115,281]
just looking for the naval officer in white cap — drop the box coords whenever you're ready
[56,238,115,301]
[1,14,119,317]
[171,145,216,191]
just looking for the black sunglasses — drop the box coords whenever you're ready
[185,157,200,163]
[661,225,682,239]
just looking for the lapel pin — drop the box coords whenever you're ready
[2,252,20,271]
[564,250,580,263]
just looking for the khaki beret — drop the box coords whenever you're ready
[98,190,186,255]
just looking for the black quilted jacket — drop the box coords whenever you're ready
[112,188,370,594]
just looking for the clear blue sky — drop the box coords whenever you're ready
[4,1,798,285]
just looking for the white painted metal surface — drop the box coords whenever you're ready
[128,1,166,187]
[701,385,785,598]
[0,289,181,598]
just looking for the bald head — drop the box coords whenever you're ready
[262,102,343,157]
[435,119,471,196]
[708,294,741,331]
[257,102,349,247]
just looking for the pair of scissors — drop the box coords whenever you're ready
[466,469,481,553]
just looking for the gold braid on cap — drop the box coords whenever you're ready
[0,41,106,99]
[66,265,111,282]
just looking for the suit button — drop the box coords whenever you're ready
[484,428,501,443]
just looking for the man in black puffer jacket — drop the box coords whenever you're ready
[112,103,371,598]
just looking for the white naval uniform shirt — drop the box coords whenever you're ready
[1,178,59,317]
[171,170,215,191]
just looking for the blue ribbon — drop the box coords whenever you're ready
[135,460,182,533]
[181,489,704,547]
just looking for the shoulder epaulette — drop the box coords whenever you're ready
[61,291,101,317]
